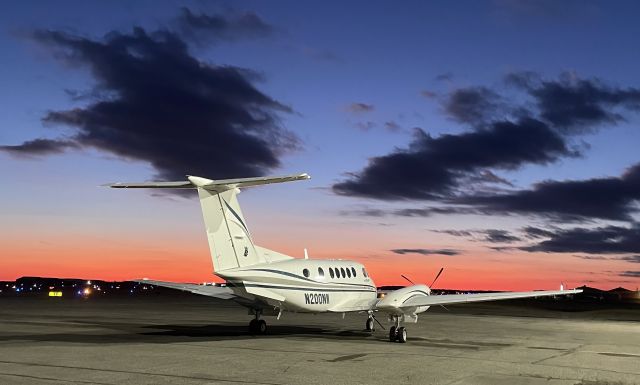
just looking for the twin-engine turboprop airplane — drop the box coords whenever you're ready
[107,173,581,343]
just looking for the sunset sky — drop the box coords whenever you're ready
[1,1,639,290]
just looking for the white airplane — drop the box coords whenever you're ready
[107,173,581,343]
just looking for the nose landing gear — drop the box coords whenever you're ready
[249,310,267,335]
[388,315,407,343]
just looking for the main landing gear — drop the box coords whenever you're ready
[388,315,407,343]
[249,310,267,335]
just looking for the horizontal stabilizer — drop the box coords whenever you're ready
[106,173,310,192]
[134,279,235,299]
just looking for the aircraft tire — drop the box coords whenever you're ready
[397,327,407,343]
[389,326,397,342]
[249,319,258,334]
[257,319,267,334]
[366,317,375,332]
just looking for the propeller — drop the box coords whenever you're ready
[428,267,449,311]
[401,274,415,285]
[400,268,447,311]
[429,267,444,288]
[400,267,444,289]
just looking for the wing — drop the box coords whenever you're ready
[400,289,581,308]
[134,279,236,299]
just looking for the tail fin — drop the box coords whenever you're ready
[106,173,310,272]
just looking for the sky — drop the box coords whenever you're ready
[1,0,640,290]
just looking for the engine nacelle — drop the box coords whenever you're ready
[377,284,431,318]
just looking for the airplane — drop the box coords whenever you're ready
[106,173,582,343]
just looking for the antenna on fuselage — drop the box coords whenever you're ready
[304,248,309,259]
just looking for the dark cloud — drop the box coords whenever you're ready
[443,87,504,125]
[433,228,520,243]
[458,163,640,222]
[383,121,402,133]
[334,72,640,225]
[1,27,297,181]
[338,205,478,218]
[393,206,479,217]
[483,229,521,243]
[520,224,640,254]
[620,271,640,278]
[333,118,575,200]
[573,255,608,260]
[0,138,79,157]
[176,7,275,44]
[346,103,375,114]
[433,229,474,237]
[391,248,460,256]
[338,207,387,217]
[507,72,640,132]
[466,170,514,187]
[521,226,555,239]
[619,255,640,263]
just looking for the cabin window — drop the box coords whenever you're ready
[346,268,352,278]
[351,267,357,277]
[336,268,341,278]
[341,267,346,278]
[329,268,334,278]
[303,268,310,278]
[318,267,325,278]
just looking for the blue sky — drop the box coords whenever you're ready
[1,1,639,288]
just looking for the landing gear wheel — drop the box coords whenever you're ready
[366,317,375,332]
[389,326,397,342]
[257,319,267,334]
[396,326,407,343]
[249,319,258,334]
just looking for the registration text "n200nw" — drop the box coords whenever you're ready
[304,293,329,305]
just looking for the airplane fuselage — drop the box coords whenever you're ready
[216,259,378,313]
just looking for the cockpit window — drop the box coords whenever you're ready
[362,268,368,277]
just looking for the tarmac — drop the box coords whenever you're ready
[0,295,638,385]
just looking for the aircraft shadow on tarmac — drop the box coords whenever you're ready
[3,320,390,345]
[3,319,519,351]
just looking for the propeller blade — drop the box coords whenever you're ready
[429,267,444,288]
[401,274,415,285]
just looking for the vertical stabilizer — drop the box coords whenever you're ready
[106,173,310,273]
[195,186,262,271]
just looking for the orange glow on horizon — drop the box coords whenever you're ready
[1,234,635,291]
